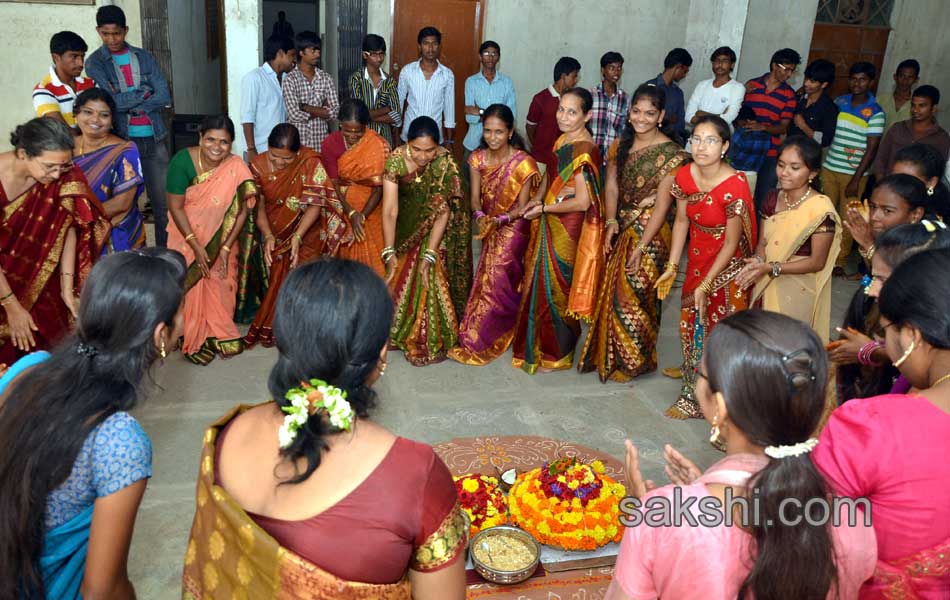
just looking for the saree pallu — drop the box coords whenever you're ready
[243,149,346,348]
[752,193,840,344]
[183,405,464,599]
[579,141,687,382]
[39,504,93,600]
[74,141,145,253]
[449,149,540,366]
[167,155,257,364]
[512,138,604,374]
[671,169,757,417]
[864,536,950,599]
[0,167,110,364]
[386,147,471,365]
[332,129,389,277]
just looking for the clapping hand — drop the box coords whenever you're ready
[624,440,657,500]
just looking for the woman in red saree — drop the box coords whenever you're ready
[512,88,605,374]
[449,104,541,365]
[243,124,346,348]
[183,259,466,599]
[322,98,390,277]
[167,116,257,365]
[0,118,110,364]
[655,115,756,418]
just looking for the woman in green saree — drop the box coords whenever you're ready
[381,116,471,365]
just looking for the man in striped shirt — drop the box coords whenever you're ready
[33,31,96,127]
[397,27,455,146]
[282,31,339,152]
[821,62,885,273]
[736,48,800,208]
[348,34,401,147]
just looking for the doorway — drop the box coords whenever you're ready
[390,0,485,157]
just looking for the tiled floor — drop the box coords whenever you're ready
[128,270,858,597]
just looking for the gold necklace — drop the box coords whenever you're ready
[79,135,108,155]
[197,149,204,174]
[931,373,950,388]
[783,188,811,211]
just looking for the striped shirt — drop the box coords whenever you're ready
[32,66,96,126]
[742,74,796,157]
[397,59,455,141]
[348,68,402,147]
[823,93,885,175]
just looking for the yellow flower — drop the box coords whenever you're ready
[591,459,605,473]
[462,478,480,493]
[568,480,580,490]
[557,475,567,483]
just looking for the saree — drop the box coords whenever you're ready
[182,405,467,599]
[669,167,757,418]
[579,140,687,382]
[386,146,472,365]
[324,129,390,277]
[243,149,347,348]
[166,153,256,365]
[74,141,145,252]
[752,193,840,344]
[511,136,604,374]
[0,167,110,364]
[448,149,541,366]
[865,536,950,598]
[39,504,94,600]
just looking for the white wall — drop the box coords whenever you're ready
[262,0,318,37]
[735,0,819,88]
[225,0,263,156]
[683,0,749,98]
[881,0,950,107]
[168,0,222,115]
[0,0,142,151]
[480,0,692,133]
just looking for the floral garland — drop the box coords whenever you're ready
[453,474,508,537]
[508,458,626,551]
[278,379,354,448]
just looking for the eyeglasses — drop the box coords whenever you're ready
[688,136,723,147]
[36,159,73,175]
[776,64,797,74]
[364,51,385,58]
[480,51,499,58]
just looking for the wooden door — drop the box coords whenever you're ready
[809,23,890,98]
[391,0,484,157]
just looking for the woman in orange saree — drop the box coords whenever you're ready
[448,104,541,365]
[243,124,347,348]
[323,98,389,277]
[0,118,110,365]
[167,116,257,366]
[654,116,757,419]
[511,88,605,374]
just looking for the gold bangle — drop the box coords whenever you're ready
[60,271,74,277]
[293,232,303,244]
[605,218,619,226]
[699,278,714,294]
[347,209,358,219]
[184,233,197,243]
[220,244,231,253]
[636,242,649,253]
[664,262,679,273]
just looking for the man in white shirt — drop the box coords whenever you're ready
[240,35,297,161]
[397,26,455,146]
[685,46,746,131]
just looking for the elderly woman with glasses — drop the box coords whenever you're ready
[0,118,110,365]
[653,115,757,420]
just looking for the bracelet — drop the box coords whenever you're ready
[857,340,884,366]
[473,210,486,220]
[769,261,782,279]
[423,249,438,264]
[293,232,303,244]
[184,233,197,243]
[859,243,876,261]
[636,242,649,253]
[0,290,14,304]
[605,218,619,226]
[220,244,231,253]
[380,246,396,261]
[347,209,358,219]
[60,271,74,277]
[496,213,511,225]
[698,278,714,295]
[664,262,679,273]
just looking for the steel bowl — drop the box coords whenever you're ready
[469,525,541,585]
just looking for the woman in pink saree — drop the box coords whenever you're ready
[166,116,257,365]
[449,105,541,365]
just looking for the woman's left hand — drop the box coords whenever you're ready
[61,289,79,319]
[844,205,874,251]
[418,259,432,289]
[735,259,766,289]
[829,327,871,364]
[349,212,366,242]
[216,249,230,279]
[290,235,301,268]
[694,287,709,323]
[624,440,656,500]
[522,200,543,220]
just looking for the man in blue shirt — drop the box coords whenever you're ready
[645,48,692,145]
[86,5,172,247]
[241,35,297,162]
[462,40,516,162]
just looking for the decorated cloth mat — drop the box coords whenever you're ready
[432,436,626,600]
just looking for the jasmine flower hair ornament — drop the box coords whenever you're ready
[278,379,355,448]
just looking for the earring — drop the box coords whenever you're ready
[709,417,721,444]
[808,177,814,184]
[893,339,916,368]
[160,338,167,359]
[720,151,726,159]
[927,186,935,196]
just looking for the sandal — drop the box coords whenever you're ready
[661,366,683,379]
[664,396,704,419]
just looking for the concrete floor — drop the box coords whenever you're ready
[127,268,858,597]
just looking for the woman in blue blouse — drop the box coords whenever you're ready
[0,248,185,599]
